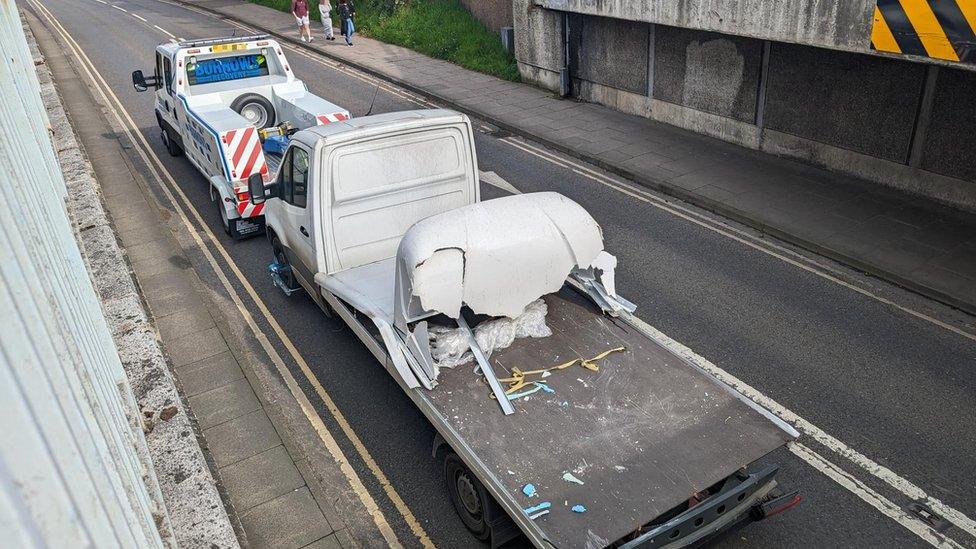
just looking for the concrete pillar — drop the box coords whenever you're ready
[512,0,564,91]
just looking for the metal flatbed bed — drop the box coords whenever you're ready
[342,284,795,547]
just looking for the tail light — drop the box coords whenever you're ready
[236,190,250,202]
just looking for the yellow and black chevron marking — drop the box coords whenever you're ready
[872,0,976,63]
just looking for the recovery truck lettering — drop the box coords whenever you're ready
[186,54,268,85]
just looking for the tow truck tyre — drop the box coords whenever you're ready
[444,453,492,541]
[230,93,276,129]
[161,127,183,157]
[216,196,232,236]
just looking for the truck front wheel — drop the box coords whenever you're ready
[161,127,182,157]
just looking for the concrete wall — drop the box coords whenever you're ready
[514,7,976,210]
[460,0,513,33]
[652,25,762,123]
[513,0,564,89]
[0,3,165,546]
[537,0,874,53]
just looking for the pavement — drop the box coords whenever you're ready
[181,0,976,316]
[28,0,976,547]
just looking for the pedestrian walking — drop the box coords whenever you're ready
[337,0,355,46]
[319,0,335,41]
[292,0,313,43]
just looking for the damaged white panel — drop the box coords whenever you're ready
[396,192,606,321]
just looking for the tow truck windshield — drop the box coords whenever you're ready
[186,53,270,86]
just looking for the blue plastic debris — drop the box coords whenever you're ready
[507,385,543,401]
[268,262,300,296]
[535,382,555,394]
[571,504,587,513]
[522,483,537,497]
[523,501,551,518]
[262,134,290,155]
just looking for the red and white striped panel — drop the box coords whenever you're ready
[222,126,269,185]
[316,111,350,125]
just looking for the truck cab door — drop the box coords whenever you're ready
[277,145,316,288]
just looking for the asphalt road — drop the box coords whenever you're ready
[31,0,976,546]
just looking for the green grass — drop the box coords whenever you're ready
[245,0,520,81]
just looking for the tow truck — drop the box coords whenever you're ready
[244,108,802,547]
[131,34,349,239]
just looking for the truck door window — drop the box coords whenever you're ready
[280,147,308,208]
[163,56,174,94]
[155,53,163,88]
[291,148,308,208]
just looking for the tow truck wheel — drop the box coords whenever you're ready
[216,196,232,236]
[271,235,300,291]
[161,127,182,157]
[231,93,276,129]
[445,453,491,541]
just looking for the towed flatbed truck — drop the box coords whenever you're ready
[131,34,349,239]
[245,109,802,547]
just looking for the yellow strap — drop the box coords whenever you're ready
[498,347,626,393]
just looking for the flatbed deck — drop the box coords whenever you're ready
[352,286,793,547]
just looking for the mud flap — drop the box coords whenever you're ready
[230,215,265,240]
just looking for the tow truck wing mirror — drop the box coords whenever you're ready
[131,70,160,92]
[132,70,151,92]
[247,173,268,205]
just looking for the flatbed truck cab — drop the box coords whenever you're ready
[132,34,349,239]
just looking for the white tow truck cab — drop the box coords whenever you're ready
[247,109,801,547]
[131,34,349,239]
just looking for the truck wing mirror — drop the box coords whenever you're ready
[247,173,268,205]
[131,70,152,92]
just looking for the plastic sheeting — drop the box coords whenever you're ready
[428,299,552,368]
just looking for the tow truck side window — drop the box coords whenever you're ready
[279,147,308,209]
[163,56,173,95]
[155,53,163,90]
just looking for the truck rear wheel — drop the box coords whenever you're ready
[231,93,276,129]
[445,453,491,541]
[161,127,182,157]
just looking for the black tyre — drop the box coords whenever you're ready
[230,93,276,129]
[271,235,300,291]
[445,453,491,541]
[216,194,232,236]
[161,127,183,157]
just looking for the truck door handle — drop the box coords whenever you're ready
[300,226,309,237]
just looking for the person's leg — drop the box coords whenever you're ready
[297,17,307,41]
[320,6,334,39]
[346,18,354,45]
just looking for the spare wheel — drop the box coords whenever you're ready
[230,93,276,129]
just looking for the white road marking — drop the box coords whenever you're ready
[153,25,175,38]
[95,0,107,4]
[479,170,520,195]
[131,13,147,22]
[26,2,430,547]
[790,442,964,548]
[111,4,126,12]
[502,137,976,344]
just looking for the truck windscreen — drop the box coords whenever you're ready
[186,53,269,86]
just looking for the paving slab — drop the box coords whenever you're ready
[178,351,245,397]
[189,377,262,430]
[167,326,230,366]
[220,445,306,511]
[204,409,282,468]
[156,304,217,341]
[239,488,333,549]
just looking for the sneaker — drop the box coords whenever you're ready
[301,36,307,42]
[308,36,314,42]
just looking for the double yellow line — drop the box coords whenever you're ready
[25,1,434,546]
